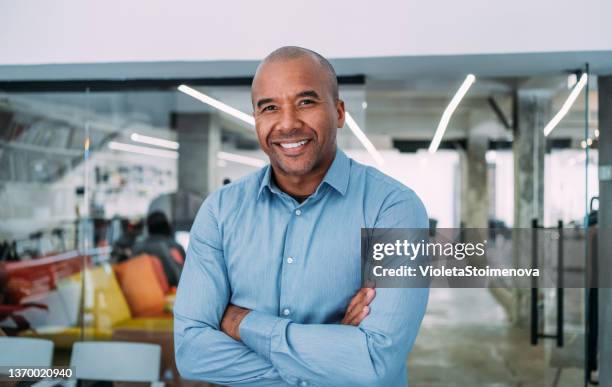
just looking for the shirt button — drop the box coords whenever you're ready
[295,209,302,216]
[299,381,308,387]
[287,257,294,264]
[282,308,291,316]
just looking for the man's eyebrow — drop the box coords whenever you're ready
[296,90,320,99]
[256,98,274,109]
[255,90,321,109]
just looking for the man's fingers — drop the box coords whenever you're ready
[346,288,368,312]
[350,288,375,310]
[347,305,370,326]
[364,288,376,304]
[344,289,368,322]
[343,288,375,324]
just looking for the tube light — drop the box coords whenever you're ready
[543,73,588,137]
[131,133,179,150]
[178,85,255,127]
[345,112,385,166]
[108,141,178,159]
[428,74,476,154]
[217,151,266,168]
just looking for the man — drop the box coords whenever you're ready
[132,211,185,286]
[174,46,429,386]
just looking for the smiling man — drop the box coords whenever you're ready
[174,46,429,386]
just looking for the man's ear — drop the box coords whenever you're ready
[336,99,346,128]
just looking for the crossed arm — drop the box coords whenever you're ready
[174,193,429,386]
[175,254,426,386]
[173,234,378,386]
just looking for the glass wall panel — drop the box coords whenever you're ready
[0,67,596,385]
[0,90,91,366]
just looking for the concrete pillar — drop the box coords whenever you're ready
[174,113,221,197]
[207,115,222,192]
[460,130,489,228]
[597,75,612,387]
[513,90,550,228]
[512,90,551,325]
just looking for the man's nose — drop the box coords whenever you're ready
[276,106,303,132]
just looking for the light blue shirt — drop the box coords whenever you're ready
[174,149,429,387]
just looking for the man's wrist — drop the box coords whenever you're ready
[221,304,251,341]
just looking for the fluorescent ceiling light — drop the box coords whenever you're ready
[428,74,476,154]
[108,141,178,159]
[131,133,179,150]
[218,151,266,168]
[543,73,588,137]
[345,112,385,166]
[178,84,255,127]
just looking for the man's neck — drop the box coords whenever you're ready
[272,154,335,197]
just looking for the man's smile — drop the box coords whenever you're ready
[280,139,308,149]
[271,138,313,156]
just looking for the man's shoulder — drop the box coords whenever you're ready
[349,157,427,222]
[350,158,419,199]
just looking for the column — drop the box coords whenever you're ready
[512,90,551,325]
[513,90,550,228]
[174,113,221,197]
[460,129,489,228]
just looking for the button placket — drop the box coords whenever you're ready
[279,207,300,319]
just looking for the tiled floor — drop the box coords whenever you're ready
[408,288,584,387]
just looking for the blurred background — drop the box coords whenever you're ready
[0,1,611,386]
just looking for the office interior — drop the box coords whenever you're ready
[1,2,612,386]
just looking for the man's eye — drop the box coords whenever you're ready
[299,99,314,106]
[262,105,277,112]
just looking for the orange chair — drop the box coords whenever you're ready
[113,255,169,317]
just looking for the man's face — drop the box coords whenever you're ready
[251,57,345,177]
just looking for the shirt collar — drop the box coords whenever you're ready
[257,147,350,199]
[320,148,350,196]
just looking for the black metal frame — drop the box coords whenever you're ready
[530,219,564,347]
[0,75,366,92]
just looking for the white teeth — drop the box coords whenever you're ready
[280,140,308,149]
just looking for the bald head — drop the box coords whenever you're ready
[253,46,339,101]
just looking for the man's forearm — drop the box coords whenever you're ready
[236,288,429,387]
[174,312,283,385]
[221,288,375,341]
[239,311,393,386]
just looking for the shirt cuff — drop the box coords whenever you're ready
[240,310,287,361]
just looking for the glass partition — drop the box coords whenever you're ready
[0,67,597,385]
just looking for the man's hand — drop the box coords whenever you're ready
[341,287,376,326]
[221,304,250,341]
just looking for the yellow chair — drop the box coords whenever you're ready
[21,264,172,348]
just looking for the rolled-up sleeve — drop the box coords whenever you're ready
[174,197,282,385]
